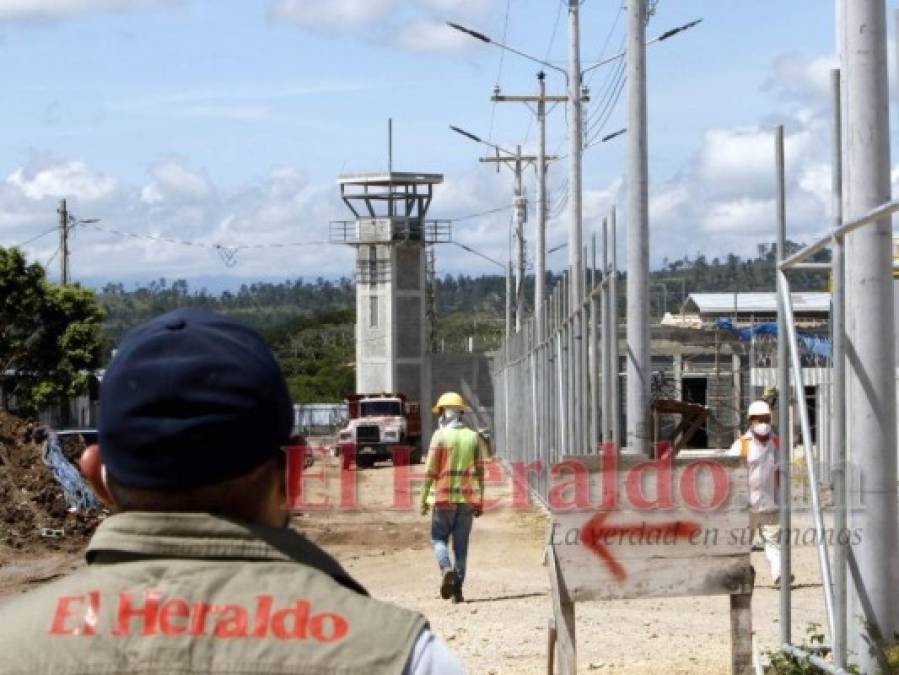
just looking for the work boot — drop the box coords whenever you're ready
[440,568,455,600]
[452,589,464,604]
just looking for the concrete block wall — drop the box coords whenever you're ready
[430,352,495,436]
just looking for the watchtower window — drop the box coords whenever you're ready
[369,295,379,328]
[368,246,377,284]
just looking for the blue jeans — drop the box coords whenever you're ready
[430,504,474,591]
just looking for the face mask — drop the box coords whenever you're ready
[751,422,771,437]
[441,409,461,425]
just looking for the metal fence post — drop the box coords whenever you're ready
[601,216,612,444]
[610,207,621,451]
[829,66,848,670]
[590,234,600,453]
[775,124,792,646]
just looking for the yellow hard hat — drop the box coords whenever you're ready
[432,392,468,414]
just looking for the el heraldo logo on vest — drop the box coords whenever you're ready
[49,591,349,642]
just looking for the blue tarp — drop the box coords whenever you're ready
[41,432,101,513]
[714,318,831,358]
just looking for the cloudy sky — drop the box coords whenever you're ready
[0,1,891,290]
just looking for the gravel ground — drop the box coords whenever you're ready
[0,452,831,673]
[299,456,829,674]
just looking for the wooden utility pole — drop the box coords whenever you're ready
[480,148,550,332]
[491,75,567,338]
[57,199,68,285]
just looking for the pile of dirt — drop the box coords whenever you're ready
[0,412,105,552]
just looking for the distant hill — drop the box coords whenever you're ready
[94,242,828,402]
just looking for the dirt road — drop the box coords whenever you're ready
[298,455,828,674]
[0,453,829,673]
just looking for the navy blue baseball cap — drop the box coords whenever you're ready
[99,308,293,489]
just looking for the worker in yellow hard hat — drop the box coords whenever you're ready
[421,392,484,603]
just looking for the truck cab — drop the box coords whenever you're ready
[337,393,423,468]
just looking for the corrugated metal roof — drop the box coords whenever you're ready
[686,292,830,314]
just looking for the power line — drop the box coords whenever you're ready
[487,0,512,142]
[11,226,58,249]
[451,240,505,270]
[584,6,624,89]
[450,205,513,222]
[583,36,626,134]
[520,1,565,147]
[584,64,626,145]
[45,246,60,270]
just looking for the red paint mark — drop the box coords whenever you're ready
[578,512,702,583]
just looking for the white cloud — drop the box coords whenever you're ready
[647,110,838,266]
[8,160,117,202]
[394,18,472,53]
[763,53,838,103]
[700,197,775,234]
[140,159,212,205]
[270,0,497,53]
[0,155,355,285]
[695,125,816,200]
[415,0,491,11]
[0,0,172,20]
[270,0,394,31]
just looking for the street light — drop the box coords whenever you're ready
[450,123,541,333]
[449,125,517,159]
[452,240,505,270]
[452,240,513,346]
[447,18,702,81]
[547,242,567,255]
[449,15,701,309]
[447,22,568,79]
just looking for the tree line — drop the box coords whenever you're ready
[0,241,828,412]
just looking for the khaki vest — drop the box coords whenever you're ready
[0,512,427,675]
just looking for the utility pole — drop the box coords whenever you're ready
[567,0,584,308]
[566,0,586,454]
[480,147,547,332]
[57,199,68,285]
[513,145,525,332]
[490,73,563,338]
[505,261,512,348]
[626,0,650,455]
[841,1,898,671]
[537,72,548,338]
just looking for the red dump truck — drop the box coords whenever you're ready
[336,393,423,468]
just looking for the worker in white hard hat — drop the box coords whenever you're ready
[420,392,484,604]
[728,399,792,588]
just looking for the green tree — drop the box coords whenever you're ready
[0,246,104,414]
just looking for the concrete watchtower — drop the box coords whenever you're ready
[331,170,449,435]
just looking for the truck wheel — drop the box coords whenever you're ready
[356,455,374,469]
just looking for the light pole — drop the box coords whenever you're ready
[448,16,700,312]
[452,240,511,346]
[450,12,700,457]
[490,71,566,339]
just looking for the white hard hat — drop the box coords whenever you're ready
[747,400,771,418]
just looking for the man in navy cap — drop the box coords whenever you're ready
[0,308,463,675]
